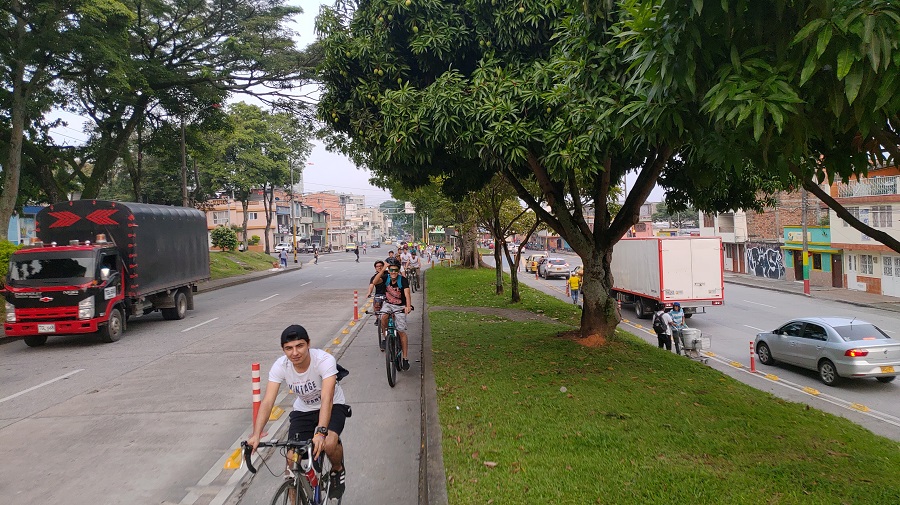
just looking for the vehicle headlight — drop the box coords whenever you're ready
[6,301,15,323]
[78,297,94,320]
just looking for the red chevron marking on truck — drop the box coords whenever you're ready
[48,211,81,228]
[86,209,119,225]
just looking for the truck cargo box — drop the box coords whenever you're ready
[35,200,210,298]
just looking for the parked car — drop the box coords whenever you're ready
[345,242,357,252]
[274,242,293,253]
[370,241,381,248]
[754,317,900,386]
[539,258,570,279]
[304,244,317,253]
[524,253,547,273]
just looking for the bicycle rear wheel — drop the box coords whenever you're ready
[270,479,306,505]
[385,330,397,387]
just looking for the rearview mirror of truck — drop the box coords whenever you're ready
[100,267,111,281]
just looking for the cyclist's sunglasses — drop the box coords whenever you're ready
[388,268,400,273]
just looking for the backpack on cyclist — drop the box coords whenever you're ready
[652,312,667,334]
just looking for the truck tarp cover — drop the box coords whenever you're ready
[36,200,210,297]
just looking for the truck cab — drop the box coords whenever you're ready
[5,238,126,346]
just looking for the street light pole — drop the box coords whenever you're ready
[290,162,298,263]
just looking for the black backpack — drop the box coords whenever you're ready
[652,312,667,334]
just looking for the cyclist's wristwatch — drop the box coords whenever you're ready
[315,426,328,437]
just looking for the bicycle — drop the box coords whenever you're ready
[408,267,420,293]
[241,438,341,505]
[366,306,412,387]
[372,294,386,352]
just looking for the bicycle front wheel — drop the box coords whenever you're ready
[270,478,307,505]
[385,331,397,387]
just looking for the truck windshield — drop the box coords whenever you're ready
[8,251,96,285]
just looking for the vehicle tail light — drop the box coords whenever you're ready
[844,349,868,357]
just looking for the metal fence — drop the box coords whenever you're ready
[838,176,900,197]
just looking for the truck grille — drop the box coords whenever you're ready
[16,307,80,322]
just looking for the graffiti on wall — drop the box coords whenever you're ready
[746,242,785,279]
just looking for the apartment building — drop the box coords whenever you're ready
[829,166,900,296]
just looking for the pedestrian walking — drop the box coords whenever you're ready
[279,248,288,269]
[354,246,360,262]
[363,243,367,255]
[314,248,319,265]
[670,302,686,354]
[567,274,581,305]
[652,304,674,350]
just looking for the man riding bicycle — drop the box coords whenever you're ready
[247,324,349,499]
[372,264,413,370]
[407,250,421,286]
[366,260,388,351]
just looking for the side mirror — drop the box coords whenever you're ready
[100,267,111,281]
[773,329,782,335]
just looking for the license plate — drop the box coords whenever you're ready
[881,366,895,374]
[38,323,55,333]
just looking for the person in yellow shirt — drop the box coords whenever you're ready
[568,273,581,305]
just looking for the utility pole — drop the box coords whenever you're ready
[180,119,188,207]
[290,162,298,263]
[801,187,810,295]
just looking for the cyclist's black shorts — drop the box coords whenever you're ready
[289,404,351,441]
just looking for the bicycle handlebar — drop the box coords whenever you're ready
[364,306,414,315]
[241,439,312,474]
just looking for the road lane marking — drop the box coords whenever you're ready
[259,294,279,302]
[0,369,84,403]
[743,300,777,309]
[744,325,765,332]
[301,281,312,286]
[181,317,219,333]
[326,274,333,278]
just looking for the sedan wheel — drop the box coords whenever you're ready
[818,359,841,386]
[756,342,775,365]
[876,376,896,383]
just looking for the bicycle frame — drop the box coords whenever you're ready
[242,440,334,505]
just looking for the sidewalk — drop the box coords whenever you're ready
[724,272,900,313]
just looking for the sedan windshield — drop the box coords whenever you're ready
[832,324,890,341]
[8,251,95,285]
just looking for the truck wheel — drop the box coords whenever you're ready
[684,313,693,319]
[162,291,188,320]
[634,298,647,319]
[24,336,48,347]
[99,308,124,343]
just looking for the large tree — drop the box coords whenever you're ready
[0,0,131,237]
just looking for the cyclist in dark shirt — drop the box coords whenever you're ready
[373,264,412,370]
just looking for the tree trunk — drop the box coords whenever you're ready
[493,238,503,295]
[0,29,27,239]
[502,240,526,303]
[241,199,250,249]
[262,183,274,254]
[458,223,480,267]
[580,249,619,341]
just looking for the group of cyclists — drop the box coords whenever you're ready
[245,243,429,502]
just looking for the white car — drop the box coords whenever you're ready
[274,242,293,253]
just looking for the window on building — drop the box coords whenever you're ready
[872,205,893,228]
[213,211,229,226]
[860,254,874,275]
[812,253,822,270]
[247,212,258,221]
[843,207,859,227]
[885,256,893,277]
[703,213,714,228]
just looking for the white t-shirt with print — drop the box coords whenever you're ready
[268,348,346,413]
[400,252,412,265]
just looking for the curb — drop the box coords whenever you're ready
[419,271,449,505]
[197,262,310,294]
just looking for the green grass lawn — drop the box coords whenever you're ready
[426,267,900,504]
[209,250,278,280]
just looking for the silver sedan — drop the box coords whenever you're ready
[754,317,900,386]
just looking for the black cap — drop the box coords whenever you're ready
[281,324,310,345]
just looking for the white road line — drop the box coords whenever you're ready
[744,325,765,332]
[301,281,312,286]
[326,274,333,278]
[743,299,777,309]
[259,294,279,302]
[0,369,84,403]
[181,317,219,333]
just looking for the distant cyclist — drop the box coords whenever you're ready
[407,250,421,285]
[385,250,401,269]
[247,325,349,499]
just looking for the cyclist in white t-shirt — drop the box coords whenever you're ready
[247,324,349,498]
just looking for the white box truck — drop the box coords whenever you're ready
[611,237,724,319]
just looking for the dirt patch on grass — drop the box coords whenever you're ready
[428,305,569,325]
[557,329,608,347]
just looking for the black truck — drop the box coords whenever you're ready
[4,200,210,346]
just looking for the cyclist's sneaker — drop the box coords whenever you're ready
[402,359,410,371]
[379,340,385,352]
[330,468,346,498]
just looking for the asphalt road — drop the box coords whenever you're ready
[494,251,900,441]
[0,251,419,505]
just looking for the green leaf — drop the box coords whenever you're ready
[800,50,817,86]
[844,65,863,105]
[836,48,854,79]
[692,0,703,15]
[730,45,741,71]
[791,19,826,46]
[753,103,764,141]
[816,25,832,57]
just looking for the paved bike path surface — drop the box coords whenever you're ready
[232,275,427,505]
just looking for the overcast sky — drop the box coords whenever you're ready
[47,0,662,207]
